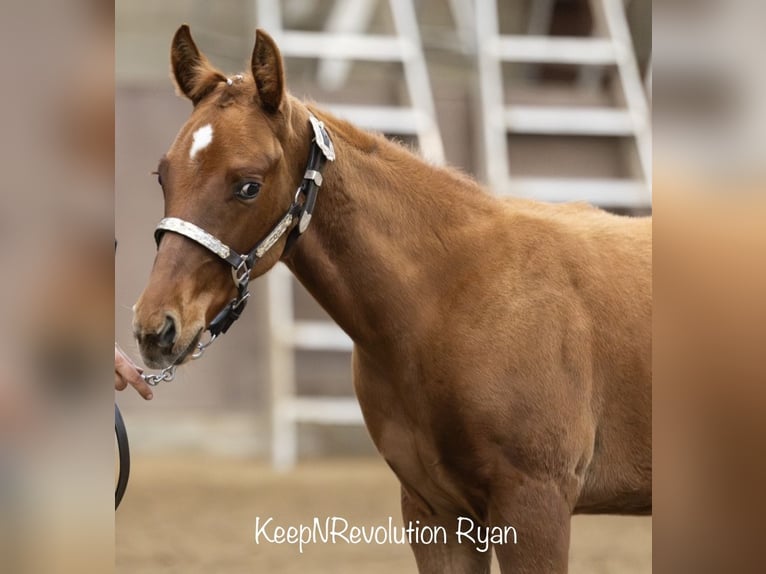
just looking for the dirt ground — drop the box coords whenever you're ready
[116,455,651,573]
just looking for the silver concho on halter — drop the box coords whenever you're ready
[309,114,336,161]
[298,115,334,234]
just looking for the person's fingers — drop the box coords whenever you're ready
[115,345,153,400]
[115,373,127,391]
[115,345,141,374]
[114,353,142,381]
[128,376,154,400]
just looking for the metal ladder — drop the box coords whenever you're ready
[475,0,651,208]
[255,0,445,469]
[256,0,445,163]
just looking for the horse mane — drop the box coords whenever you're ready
[304,101,487,198]
[305,102,382,154]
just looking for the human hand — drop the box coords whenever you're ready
[115,344,153,400]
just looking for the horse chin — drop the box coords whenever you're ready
[140,350,174,370]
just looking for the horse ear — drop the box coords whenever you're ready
[171,25,225,105]
[252,29,285,113]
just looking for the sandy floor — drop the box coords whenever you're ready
[116,455,651,573]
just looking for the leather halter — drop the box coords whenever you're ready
[153,114,335,338]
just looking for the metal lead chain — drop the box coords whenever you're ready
[141,333,218,386]
[142,365,176,386]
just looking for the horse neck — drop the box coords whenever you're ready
[282,101,496,349]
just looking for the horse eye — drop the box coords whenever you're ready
[235,181,261,200]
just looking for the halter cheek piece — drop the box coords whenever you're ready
[152,114,334,344]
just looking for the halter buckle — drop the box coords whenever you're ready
[232,290,250,310]
[232,257,250,287]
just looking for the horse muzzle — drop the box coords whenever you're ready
[133,310,203,369]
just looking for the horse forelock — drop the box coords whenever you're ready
[204,75,254,108]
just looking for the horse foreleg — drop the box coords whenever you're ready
[401,487,491,574]
[490,475,572,574]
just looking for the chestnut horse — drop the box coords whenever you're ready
[133,26,651,573]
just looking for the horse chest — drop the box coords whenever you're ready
[353,354,484,516]
[373,411,476,515]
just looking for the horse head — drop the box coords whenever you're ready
[133,26,311,369]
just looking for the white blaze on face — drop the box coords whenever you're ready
[189,124,213,160]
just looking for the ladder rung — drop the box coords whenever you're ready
[326,105,431,135]
[284,397,363,424]
[501,178,650,208]
[493,36,617,65]
[276,31,413,62]
[287,321,353,352]
[504,106,636,136]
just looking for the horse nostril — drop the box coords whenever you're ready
[157,315,177,349]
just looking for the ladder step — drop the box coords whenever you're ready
[284,397,363,424]
[276,31,413,62]
[504,106,636,136]
[493,36,617,65]
[501,178,650,208]
[288,320,353,352]
[326,105,431,135]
